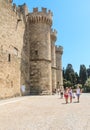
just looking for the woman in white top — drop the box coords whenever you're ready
[69,87,73,103]
[76,86,81,103]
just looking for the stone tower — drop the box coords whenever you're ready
[56,46,63,89]
[27,8,53,94]
[51,29,57,92]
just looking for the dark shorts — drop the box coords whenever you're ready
[76,94,80,97]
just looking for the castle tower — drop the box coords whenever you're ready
[27,8,52,94]
[51,29,57,92]
[55,46,63,89]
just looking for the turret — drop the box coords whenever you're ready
[51,29,57,92]
[51,29,57,43]
[27,8,53,95]
[55,46,63,89]
[51,29,57,67]
[56,45,63,54]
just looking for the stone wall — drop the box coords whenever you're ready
[0,0,26,98]
[0,1,63,98]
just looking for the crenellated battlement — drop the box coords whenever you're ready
[13,3,28,15]
[55,46,63,54]
[17,3,28,15]
[51,29,57,42]
[33,7,52,14]
[4,0,28,16]
[12,3,28,23]
[28,7,52,26]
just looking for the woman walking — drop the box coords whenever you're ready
[64,87,69,104]
[69,87,73,103]
[76,86,81,103]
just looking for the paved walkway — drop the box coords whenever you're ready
[0,93,90,130]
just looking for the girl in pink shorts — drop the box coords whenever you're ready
[64,87,69,104]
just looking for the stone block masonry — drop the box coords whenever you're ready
[0,0,63,98]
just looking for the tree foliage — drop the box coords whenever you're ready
[85,77,90,87]
[85,77,90,92]
[63,64,78,87]
[63,64,90,92]
[64,64,77,86]
[79,64,87,86]
[87,65,90,78]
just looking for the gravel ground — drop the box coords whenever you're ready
[0,93,90,130]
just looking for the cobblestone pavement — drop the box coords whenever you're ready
[0,93,90,130]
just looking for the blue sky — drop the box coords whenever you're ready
[13,0,90,73]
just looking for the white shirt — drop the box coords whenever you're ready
[76,88,80,94]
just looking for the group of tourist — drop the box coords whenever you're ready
[56,86,82,104]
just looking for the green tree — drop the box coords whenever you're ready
[64,64,76,85]
[87,65,90,78]
[75,72,79,84]
[79,64,87,86]
[63,79,72,88]
[63,67,65,79]
[85,77,90,92]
